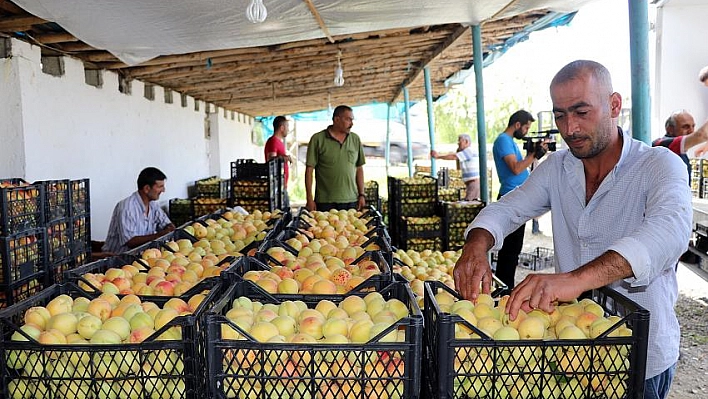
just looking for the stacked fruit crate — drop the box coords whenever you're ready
[69,179,91,271]
[0,179,47,309]
[439,200,485,250]
[690,159,702,198]
[230,158,285,213]
[388,176,441,251]
[37,180,73,284]
[364,180,382,213]
[193,176,230,218]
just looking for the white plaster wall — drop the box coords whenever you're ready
[5,39,260,240]
[0,41,26,177]
[654,0,708,133]
[212,110,261,178]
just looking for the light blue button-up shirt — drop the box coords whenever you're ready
[467,130,692,379]
[102,191,172,253]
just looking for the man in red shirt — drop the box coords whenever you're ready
[265,116,293,208]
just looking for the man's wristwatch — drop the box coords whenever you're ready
[358,194,365,199]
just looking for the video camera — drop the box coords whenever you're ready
[521,129,558,156]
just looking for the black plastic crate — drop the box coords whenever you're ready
[423,280,649,399]
[72,249,90,268]
[49,256,73,284]
[0,271,46,311]
[0,281,222,399]
[196,176,231,199]
[63,254,148,293]
[0,228,46,286]
[169,198,194,228]
[395,216,442,249]
[70,214,91,255]
[440,201,484,251]
[35,179,70,222]
[230,158,285,210]
[0,179,45,236]
[193,197,229,218]
[388,175,438,201]
[47,217,72,264]
[68,178,90,217]
[206,280,423,399]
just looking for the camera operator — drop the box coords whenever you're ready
[491,110,545,289]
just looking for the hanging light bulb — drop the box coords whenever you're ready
[246,0,267,24]
[334,50,345,87]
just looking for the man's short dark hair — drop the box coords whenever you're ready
[273,116,287,132]
[333,105,353,119]
[507,110,535,128]
[137,167,166,190]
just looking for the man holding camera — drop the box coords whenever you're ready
[491,109,544,289]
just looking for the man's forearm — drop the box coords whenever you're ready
[305,167,314,201]
[125,233,159,249]
[356,167,365,195]
[570,250,634,291]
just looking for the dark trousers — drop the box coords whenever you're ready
[495,224,526,289]
[315,202,357,212]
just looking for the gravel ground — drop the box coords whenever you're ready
[517,217,708,399]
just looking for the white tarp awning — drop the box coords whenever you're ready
[13,0,598,66]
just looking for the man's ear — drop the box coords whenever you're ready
[610,92,622,118]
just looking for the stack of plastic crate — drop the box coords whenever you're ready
[0,179,47,309]
[388,176,441,251]
[36,179,73,283]
[440,201,484,250]
[230,158,285,213]
[69,179,91,270]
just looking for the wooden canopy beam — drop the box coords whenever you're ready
[35,32,78,44]
[390,24,469,103]
[302,0,334,43]
[0,15,47,31]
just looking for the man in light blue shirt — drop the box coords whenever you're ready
[431,134,480,200]
[491,109,538,289]
[454,60,691,399]
[102,167,175,254]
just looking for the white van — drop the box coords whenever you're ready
[293,119,430,164]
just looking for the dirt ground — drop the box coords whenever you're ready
[517,218,708,399]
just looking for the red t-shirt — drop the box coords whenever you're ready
[264,135,288,186]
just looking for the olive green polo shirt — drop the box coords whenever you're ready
[306,128,366,203]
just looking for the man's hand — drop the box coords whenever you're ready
[357,196,366,211]
[430,150,438,159]
[157,224,175,236]
[306,199,316,212]
[505,273,585,320]
[453,247,493,301]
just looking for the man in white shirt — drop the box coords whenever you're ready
[102,167,175,254]
[431,134,480,200]
[453,60,691,399]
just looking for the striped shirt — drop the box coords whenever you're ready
[456,146,480,182]
[102,191,172,253]
[467,130,692,379]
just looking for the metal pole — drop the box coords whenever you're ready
[629,0,651,144]
[473,25,488,203]
[403,87,413,177]
[385,104,391,175]
[424,67,437,177]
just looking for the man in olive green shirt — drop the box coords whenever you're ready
[305,105,366,211]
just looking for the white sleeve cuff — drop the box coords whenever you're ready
[608,237,652,287]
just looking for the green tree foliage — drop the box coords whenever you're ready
[431,86,537,145]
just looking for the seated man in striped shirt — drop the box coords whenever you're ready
[431,134,480,200]
[102,167,175,254]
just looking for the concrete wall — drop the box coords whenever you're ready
[654,0,708,132]
[0,39,26,177]
[1,38,260,240]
